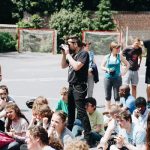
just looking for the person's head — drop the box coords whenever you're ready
[0,97,7,111]
[135,97,147,115]
[35,104,53,122]
[146,112,150,150]
[132,38,141,49]
[60,87,68,102]
[5,102,23,120]
[109,41,121,54]
[26,126,49,150]
[5,102,29,131]
[32,96,49,116]
[51,111,67,133]
[64,139,89,150]
[0,85,9,101]
[33,96,48,106]
[117,111,132,129]
[109,104,121,119]
[83,41,91,51]
[67,35,82,52]
[119,85,130,98]
[85,97,97,113]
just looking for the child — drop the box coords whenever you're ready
[56,87,68,114]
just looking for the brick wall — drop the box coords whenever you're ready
[113,11,150,44]
[0,24,17,38]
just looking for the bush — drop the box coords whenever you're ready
[49,7,91,52]
[17,14,44,28]
[0,32,16,53]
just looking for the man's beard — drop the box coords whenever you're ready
[69,48,75,54]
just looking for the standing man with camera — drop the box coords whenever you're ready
[61,35,92,146]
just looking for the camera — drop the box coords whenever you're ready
[59,43,73,54]
[59,44,68,51]
[109,68,116,76]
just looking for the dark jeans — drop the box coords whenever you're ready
[72,119,102,146]
[0,120,5,132]
[67,84,91,140]
[104,76,122,101]
[2,141,20,150]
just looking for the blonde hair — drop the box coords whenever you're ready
[32,96,48,110]
[36,104,53,122]
[64,140,89,150]
[60,87,68,94]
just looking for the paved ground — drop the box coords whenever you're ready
[0,52,147,119]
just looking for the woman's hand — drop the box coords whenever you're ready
[6,131,15,137]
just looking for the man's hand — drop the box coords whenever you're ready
[61,44,70,55]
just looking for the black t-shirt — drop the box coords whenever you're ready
[122,46,142,71]
[143,40,150,67]
[67,50,89,84]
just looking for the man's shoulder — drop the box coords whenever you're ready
[123,46,132,51]
[127,95,135,101]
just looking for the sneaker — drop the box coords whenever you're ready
[147,101,150,109]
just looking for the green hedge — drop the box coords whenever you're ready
[0,32,16,53]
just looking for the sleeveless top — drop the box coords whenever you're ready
[104,54,121,79]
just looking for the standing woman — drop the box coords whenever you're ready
[101,42,129,111]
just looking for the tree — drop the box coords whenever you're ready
[93,0,116,30]
[17,14,44,28]
[11,0,61,20]
[49,6,91,52]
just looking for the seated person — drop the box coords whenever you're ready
[97,105,121,150]
[3,103,29,150]
[29,104,53,130]
[119,85,136,114]
[64,139,89,150]
[110,110,146,150]
[0,85,15,131]
[132,97,149,129]
[0,85,15,102]
[72,97,104,146]
[26,126,55,150]
[48,111,74,146]
[56,86,68,114]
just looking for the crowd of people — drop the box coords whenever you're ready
[0,36,150,150]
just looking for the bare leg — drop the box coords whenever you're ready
[147,84,150,101]
[132,85,137,98]
[105,101,111,111]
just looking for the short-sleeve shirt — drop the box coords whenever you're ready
[68,50,89,84]
[118,123,146,146]
[120,95,136,114]
[55,100,68,114]
[122,46,142,71]
[87,110,105,135]
[60,127,74,144]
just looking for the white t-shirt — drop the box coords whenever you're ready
[42,145,55,150]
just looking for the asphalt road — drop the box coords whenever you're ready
[0,52,147,119]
